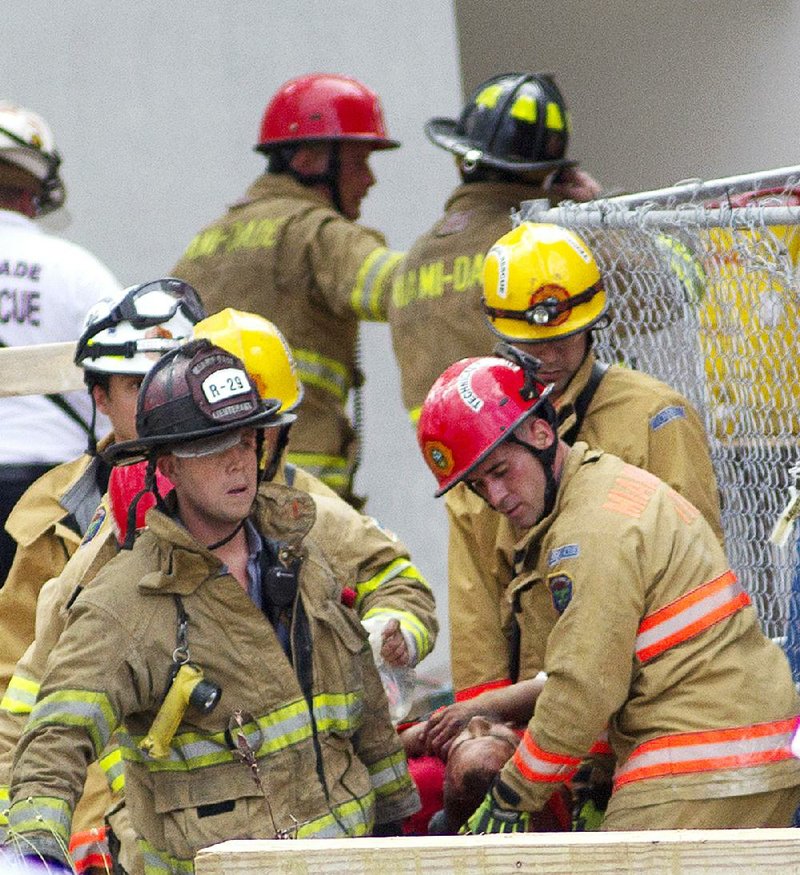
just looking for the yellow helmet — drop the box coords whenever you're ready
[482,222,607,342]
[193,308,303,413]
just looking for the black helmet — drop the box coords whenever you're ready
[425,72,574,177]
[103,338,292,466]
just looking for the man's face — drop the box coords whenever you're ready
[92,374,144,442]
[336,142,376,220]
[465,418,553,530]
[159,427,276,538]
[515,331,589,398]
[443,715,520,831]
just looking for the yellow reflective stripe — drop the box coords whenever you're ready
[120,692,361,773]
[510,94,537,123]
[367,749,413,798]
[355,557,416,605]
[286,452,352,491]
[350,248,402,320]
[0,785,8,826]
[293,348,350,402]
[27,689,117,755]
[7,795,71,846]
[408,405,422,425]
[99,746,126,793]
[139,838,194,874]
[0,675,40,714]
[296,792,374,838]
[475,84,504,109]
[361,607,430,660]
[546,101,565,131]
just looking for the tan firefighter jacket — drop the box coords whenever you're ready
[0,465,433,864]
[447,350,723,698]
[387,180,550,423]
[172,174,401,502]
[0,437,114,698]
[6,483,419,872]
[497,443,800,813]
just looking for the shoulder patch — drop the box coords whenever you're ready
[547,573,573,614]
[80,506,106,546]
[650,405,686,430]
[548,544,580,567]
[435,210,473,236]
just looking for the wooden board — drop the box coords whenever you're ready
[194,829,800,874]
[0,341,83,396]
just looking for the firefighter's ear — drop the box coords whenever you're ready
[157,454,177,482]
[520,416,553,449]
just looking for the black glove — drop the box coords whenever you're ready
[460,777,530,834]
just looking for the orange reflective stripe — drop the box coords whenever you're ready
[635,570,750,662]
[614,717,800,790]
[69,826,112,873]
[589,729,612,756]
[454,678,512,702]
[513,731,581,783]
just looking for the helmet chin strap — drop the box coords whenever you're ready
[506,430,559,524]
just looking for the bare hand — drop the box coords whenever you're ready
[548,166,602,203]
[423,701,477,759]
[380,618,410,667]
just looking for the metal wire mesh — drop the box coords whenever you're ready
[518,174,800,640]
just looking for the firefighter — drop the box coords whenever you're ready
[172,73,402,507]
[418,354,800,830]
[0,279,201,704]
[0,101,122,583]
[446,222,724,701]
[0,313,434,873]
[387,72,601,426]
[5,339,419,873]
[193,309,437,675]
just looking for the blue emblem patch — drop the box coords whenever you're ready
[650,405,686,431]
[548,544,580,567]
[80,506,106,546]
[547,573,573,614]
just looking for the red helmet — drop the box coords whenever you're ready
[417,356,553,496]
[256,73,399,152]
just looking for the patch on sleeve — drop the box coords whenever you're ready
[547,573,573,614]
[650,405,686,430]
[548,544,580,567]
[80,506,106,546]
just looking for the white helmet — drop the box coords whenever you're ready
[0,101,65,214]
[75,278,206,375]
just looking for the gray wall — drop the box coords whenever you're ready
[455,0,800,193]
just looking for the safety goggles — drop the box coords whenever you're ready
[76,278,205,362]
[171,428,255,459]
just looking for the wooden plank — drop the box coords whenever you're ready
[194,829,800,874]
[0,341,83,396]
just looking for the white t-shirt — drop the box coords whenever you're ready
[0,209,119,464]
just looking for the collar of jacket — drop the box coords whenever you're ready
[137,482,317,596]
[5,433,116,546]
[241,172,336,210]
[510,441,604,577]
[444,179,551,214]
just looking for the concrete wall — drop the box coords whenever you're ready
[455,0,800,193]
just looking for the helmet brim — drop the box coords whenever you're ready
[103,409,295,467]
[254,134,400,155]
[424,117,575,175]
